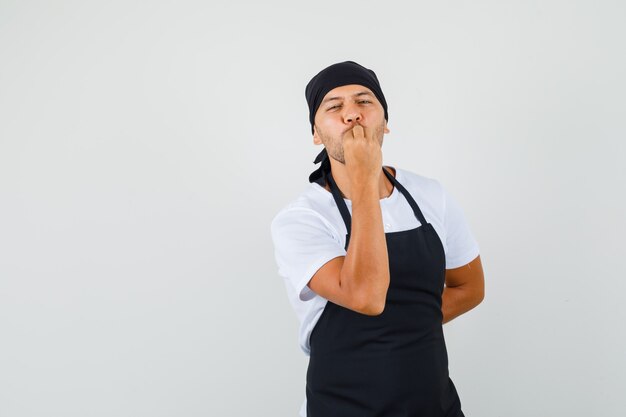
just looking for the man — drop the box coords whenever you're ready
[271,61,485,417]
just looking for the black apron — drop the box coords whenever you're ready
[306,167,464,417]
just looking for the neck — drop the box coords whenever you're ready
[324,159,395,200]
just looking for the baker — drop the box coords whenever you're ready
[271,60,485,417]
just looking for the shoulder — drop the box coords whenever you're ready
[270,183,341,239]
[395,167,441,189]
[394,167,445,205]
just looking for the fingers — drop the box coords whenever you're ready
[351,124,365,139]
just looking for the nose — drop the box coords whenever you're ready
[343,104,362,124]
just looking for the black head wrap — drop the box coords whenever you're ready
[305,61,389,185]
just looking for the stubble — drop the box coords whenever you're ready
[315,120,386,165]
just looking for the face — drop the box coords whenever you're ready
[313,84,390,164]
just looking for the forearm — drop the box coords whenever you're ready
[340,184,390,315]
[441,285,483,324]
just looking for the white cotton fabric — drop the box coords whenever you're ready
[270,167,480,356]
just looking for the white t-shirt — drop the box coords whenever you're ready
[270,166,480,356]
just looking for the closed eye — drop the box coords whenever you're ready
[327,100,372,110]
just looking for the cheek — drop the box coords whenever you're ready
[319,120,342,135]
[318,115,337,126]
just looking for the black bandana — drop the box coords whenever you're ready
[305,61,389,185]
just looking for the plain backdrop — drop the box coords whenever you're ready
[1,1,625,416]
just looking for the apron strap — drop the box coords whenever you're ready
[381,167,428,226]
[326,169,352,233]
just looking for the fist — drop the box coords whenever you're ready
[343,124,382,184]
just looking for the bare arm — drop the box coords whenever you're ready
[442,255,485,324]
[307,186,390,315]
[307,125,390,316]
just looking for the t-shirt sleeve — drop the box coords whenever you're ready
[440,183,480,269]
[270,207,346,301]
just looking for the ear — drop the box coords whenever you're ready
[384,120,390,134]
[312,126,322,145]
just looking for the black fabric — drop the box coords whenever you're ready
[306,167,465,417]
[305,61,388,185]
[308,148,331,186]
[305,61,388,134]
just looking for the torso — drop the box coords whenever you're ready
[306,165,464,416]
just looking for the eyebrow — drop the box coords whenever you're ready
[321,91,373,105]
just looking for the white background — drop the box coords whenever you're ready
[1,1,625,416]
